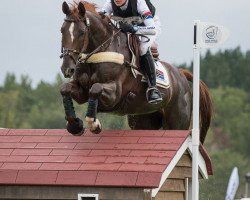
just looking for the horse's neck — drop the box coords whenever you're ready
[86,13,130,62]
[86,13,113,52]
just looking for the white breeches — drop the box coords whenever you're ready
[139,15,161,56]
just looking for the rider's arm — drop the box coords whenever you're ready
[102,0,113,15]
[135,0,156,35]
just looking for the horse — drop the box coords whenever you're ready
[59,1,213,144]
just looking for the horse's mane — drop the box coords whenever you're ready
[70,1,98,15]
[69,1,111,25]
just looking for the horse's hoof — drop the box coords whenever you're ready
[86,117,102,134]
[66,118,85,136]
[91,119,102,134]
[91,126,102,134]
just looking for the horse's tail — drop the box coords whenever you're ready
[179,68,213,144]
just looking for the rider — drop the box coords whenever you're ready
[102,0,162,104]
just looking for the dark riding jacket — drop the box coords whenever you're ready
[111,0,155,18]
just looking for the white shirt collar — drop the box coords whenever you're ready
[120,0,129,10]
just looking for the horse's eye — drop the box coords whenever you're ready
[79,29,86,35]
[61,27,64,33]
[77,23,86,34]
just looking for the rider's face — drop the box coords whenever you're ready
[114,0,127,7]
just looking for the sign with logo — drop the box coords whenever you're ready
[199,22,230,48]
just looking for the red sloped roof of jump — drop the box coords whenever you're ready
[0,129,211,188]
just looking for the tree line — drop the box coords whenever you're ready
[0,47,250,199]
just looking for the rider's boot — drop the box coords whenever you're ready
[141,50,163,104]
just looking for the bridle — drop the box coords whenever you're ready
[60,15,121,65]
[60,16,90,64]
[60,48,81,64]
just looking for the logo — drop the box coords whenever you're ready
[199,22,230,49]
[203,25,221,44]
[206,26,218,39]
[156,69,165,81]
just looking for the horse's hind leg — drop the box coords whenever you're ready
[162,91,192,130]
[128,111,163,130]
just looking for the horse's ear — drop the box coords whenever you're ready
[78,2,86,17]
[62,1,71,15]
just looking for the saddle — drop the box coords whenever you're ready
[128,34,160,70]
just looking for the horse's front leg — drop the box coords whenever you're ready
[60,80,88,136]
[86,82,121,134]
[85,83,103,134]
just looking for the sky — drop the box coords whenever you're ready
[0,0,250,87]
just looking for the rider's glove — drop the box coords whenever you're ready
[119,22,138,33]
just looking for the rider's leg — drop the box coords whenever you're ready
[140,35,162,104]
[141,49,162,104]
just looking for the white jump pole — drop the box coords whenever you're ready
[192,20,201,200]
[191,19,229,200]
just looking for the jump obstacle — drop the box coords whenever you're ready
[0,129,212,200]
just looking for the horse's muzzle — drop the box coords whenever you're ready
[62,67,75,78]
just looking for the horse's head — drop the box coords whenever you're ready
[60,1,89,78]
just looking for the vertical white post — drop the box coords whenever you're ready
[185,178,189,200]
[192,20,201,200]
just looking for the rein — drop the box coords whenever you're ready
[78,27,121,64]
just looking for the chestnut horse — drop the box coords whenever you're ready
[60,1,213,143]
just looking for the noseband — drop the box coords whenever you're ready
[60,48,81,64]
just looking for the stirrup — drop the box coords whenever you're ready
[146,87,163,104]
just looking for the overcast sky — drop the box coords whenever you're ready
[0,0,250,87]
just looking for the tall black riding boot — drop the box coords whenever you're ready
[141,50,162,104]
